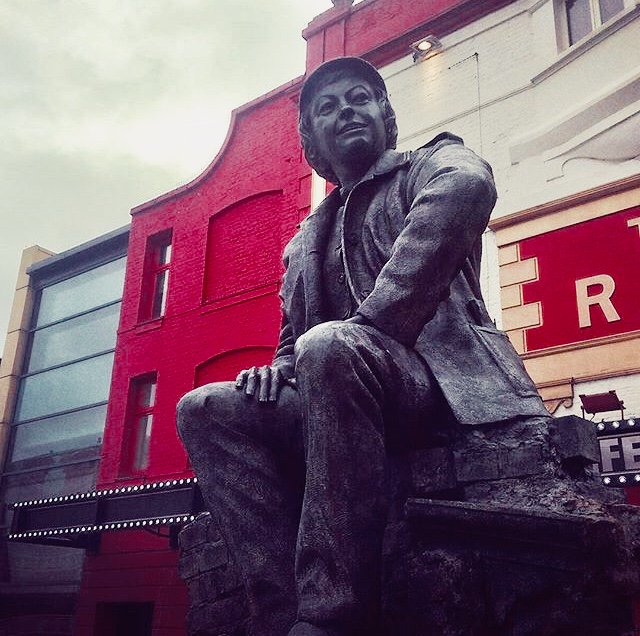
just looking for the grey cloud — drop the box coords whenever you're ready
[0,0,331,352]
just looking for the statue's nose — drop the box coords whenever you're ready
[338,103,355,120]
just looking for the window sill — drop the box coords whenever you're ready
[135,317,164,334]
[533,4,640,85]
[201,281,279,314]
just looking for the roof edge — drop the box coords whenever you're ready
[131,75,305,216]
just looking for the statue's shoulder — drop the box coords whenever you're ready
[410,132,492,179]
[411,131,465,161]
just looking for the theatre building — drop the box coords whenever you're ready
[2,0,639,634]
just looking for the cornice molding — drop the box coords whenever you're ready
[490,173,640,232]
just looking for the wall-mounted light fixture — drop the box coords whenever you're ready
[410,35,443,62]
[579,390,625,420]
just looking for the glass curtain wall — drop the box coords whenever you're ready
[0,254,126,634]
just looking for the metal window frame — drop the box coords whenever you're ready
[121,373,159,476]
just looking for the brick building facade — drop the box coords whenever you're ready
[2,0,639,634]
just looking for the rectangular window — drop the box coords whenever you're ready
[8,404,107,469]
[564,0,625,44]
[140,230,172,321]
[36,257,126,327]
[27,302,120,373]
[14,352,115,422]
[122,374,157,474]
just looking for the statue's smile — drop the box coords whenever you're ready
[338,121,368,135]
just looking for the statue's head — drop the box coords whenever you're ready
[299,57,398,185]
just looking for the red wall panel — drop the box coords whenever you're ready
[204,191,285,303]
[520,206,640,351]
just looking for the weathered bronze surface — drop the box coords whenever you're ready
[177,58,639,636]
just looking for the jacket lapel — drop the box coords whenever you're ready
[298,151,410,330]
[299,189,341,330]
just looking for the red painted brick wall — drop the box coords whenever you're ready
[77,81,308,636]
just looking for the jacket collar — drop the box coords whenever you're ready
[303,148,411,225]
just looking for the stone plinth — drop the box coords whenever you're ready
[178,416,640,635]
[178,513,247,636]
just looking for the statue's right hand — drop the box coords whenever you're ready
[235,365,292,403]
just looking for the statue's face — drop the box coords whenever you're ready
[308,73,387,177]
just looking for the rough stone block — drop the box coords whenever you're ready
[187,594,247,636]
[408,447,457,495]
[178,552,200,581]
[454,447,502,482]
[179,513,210,551]
[500,443,546,478]
[213,564,242,596]
[201,541,229,572]
[549,415,599,467]
[404,498,640,635]
[454,443,547,484]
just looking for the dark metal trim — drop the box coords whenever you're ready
[17,349,116,382]
[10,401,109,428]
[30,298,122,334]
[6,478,204,549]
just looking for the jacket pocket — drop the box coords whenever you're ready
[470,325,539,397]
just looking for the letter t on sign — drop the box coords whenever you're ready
[627,217,640,237]
[575,275,621,328]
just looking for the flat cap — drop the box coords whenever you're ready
[299,56,387,113]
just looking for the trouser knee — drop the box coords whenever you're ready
[294,321,361,375]
[176,382,233,445]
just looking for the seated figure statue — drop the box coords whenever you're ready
[177,56,550,636]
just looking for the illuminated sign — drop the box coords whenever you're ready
[596,418,640,486]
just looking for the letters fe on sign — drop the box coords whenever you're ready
[597,418,640,486]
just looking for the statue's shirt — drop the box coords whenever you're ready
[323,203,355,320]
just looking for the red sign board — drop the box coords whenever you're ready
[520,206,640,352]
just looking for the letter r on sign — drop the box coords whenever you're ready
[575,274,621,328]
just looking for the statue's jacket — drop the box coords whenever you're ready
[275,133,549,426]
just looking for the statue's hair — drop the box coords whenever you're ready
[298,83,398,185]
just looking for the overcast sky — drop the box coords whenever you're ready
[0,0,342,354]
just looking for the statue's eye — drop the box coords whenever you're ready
[351,91,370,105]
[316,101,335,116]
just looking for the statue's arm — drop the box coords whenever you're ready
[356,141,497,346]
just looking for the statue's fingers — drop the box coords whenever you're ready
[268,369,282,402]
[258,366,271,402]
[245,367,258,396]
[235,369,249,388]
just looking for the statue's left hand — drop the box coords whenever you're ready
[235,365,293,403]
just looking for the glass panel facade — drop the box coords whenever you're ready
[1,240,127,625]
[8,404,107,466]
[36,256,126,327]
[2,460,100,514]
[599,0,624,21]
[27,302,120,372]
[566,0,593,43]
[14,352,115,422]
[2,461,99,587]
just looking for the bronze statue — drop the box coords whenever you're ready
[177,57,549,636]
